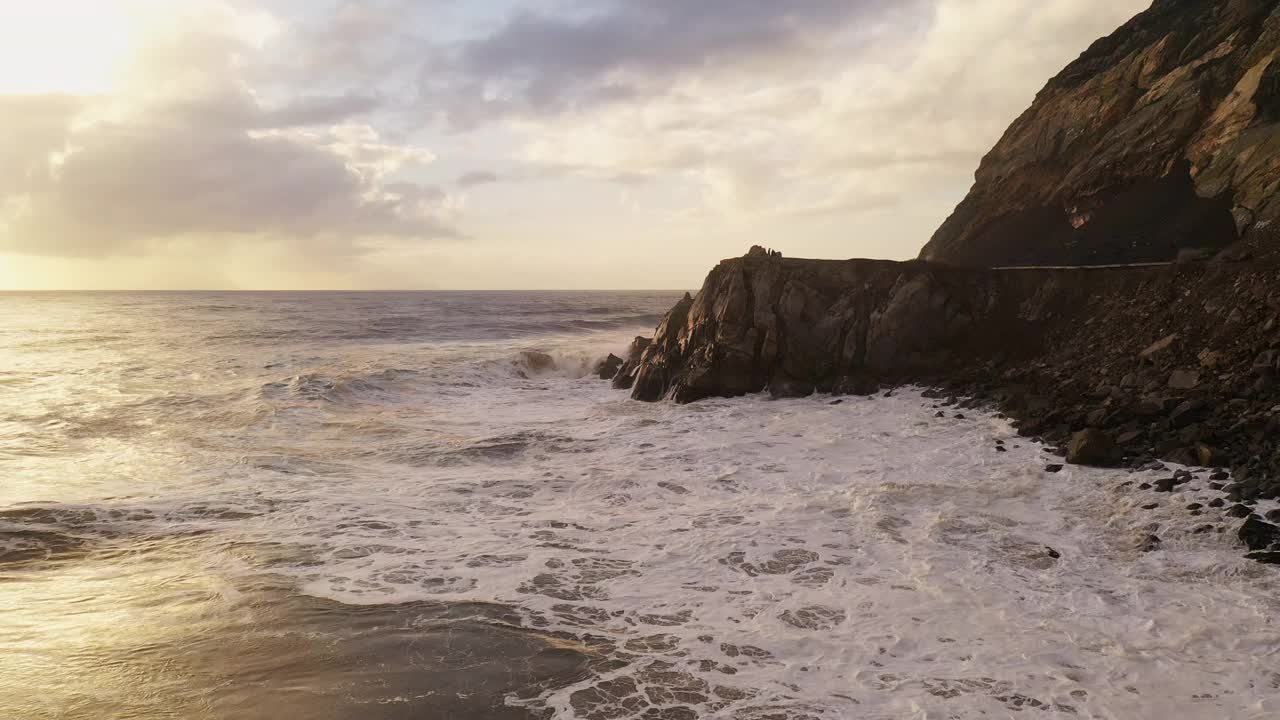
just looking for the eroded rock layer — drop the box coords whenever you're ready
[920,0,1280,266]
[630,252,1280,500]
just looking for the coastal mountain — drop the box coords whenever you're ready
[920,0,1280,267]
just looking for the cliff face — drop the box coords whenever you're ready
[623,253,1280,501]
[920,0,1280,266]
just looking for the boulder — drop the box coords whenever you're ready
[1195,444,1219,468]
[1239,517,1280,552]
[1140,335,1180,363]
[611,336,654,390]
[1227,504,1255,519]
[1169,400,1205,428]
[595,354,624,381]
[1168,370,1201,391]
[1066,429,1119,468]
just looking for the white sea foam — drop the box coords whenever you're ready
[226,354,1280,719]
[3,293,1279,719]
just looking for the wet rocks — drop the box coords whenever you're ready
[1044,464,1064,474]
[595,354,624,381]
[1239,517,1280,552]
[611,337,653,391]
[1066,429,1119,468]
[1227,504,1255,519]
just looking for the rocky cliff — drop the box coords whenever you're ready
[619,252,1280,505]
[610,3,1280,562]
[920,0,1280,266]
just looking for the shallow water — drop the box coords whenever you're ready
[1,292,1278,719]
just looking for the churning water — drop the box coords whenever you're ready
[0,292,1277,719]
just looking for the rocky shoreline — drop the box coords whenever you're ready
[603,249,1280,564]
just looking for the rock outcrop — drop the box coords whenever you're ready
[920,0,1280,266]
[627,251,1280,500]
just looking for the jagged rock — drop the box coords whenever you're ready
[1239,517,1280,551]
[1196,443,1220,467]
[1168,370,1201,390]
[1116,430,1145,447]
[1140,335,1180,362]
[611,337,653,390]
[920,0,1280,266]
[632,294,696,402]
[1199,350,1225,369]
[595,354,624,381]
[1067,429,1120,468]
[1227,504,1255,519]
[1254,350,1278,374]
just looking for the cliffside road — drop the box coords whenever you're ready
[992,262,1172,271]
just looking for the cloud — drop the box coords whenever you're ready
[0,95,84,196]
[457,171,501,188]
[423,0,929,126]
[436,0,1151,222]
[0,2,454,259]
[0,0,1159,287]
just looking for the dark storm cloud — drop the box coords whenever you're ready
[425,0,928,123]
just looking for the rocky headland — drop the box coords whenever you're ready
[608,0,1280,563]
[921,0,1280,266]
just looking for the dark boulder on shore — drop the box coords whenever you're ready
[594,354,624,381]
[1239,517,1280,552]
[610,336,654,391]
[1066,429,1120,468]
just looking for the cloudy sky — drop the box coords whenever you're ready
[0,0,1150,290]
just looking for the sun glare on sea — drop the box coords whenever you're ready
[0,3,138,95]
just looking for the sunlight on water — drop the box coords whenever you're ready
[1,292,1278,719]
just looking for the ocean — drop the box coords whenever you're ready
[0,291,1277,719]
